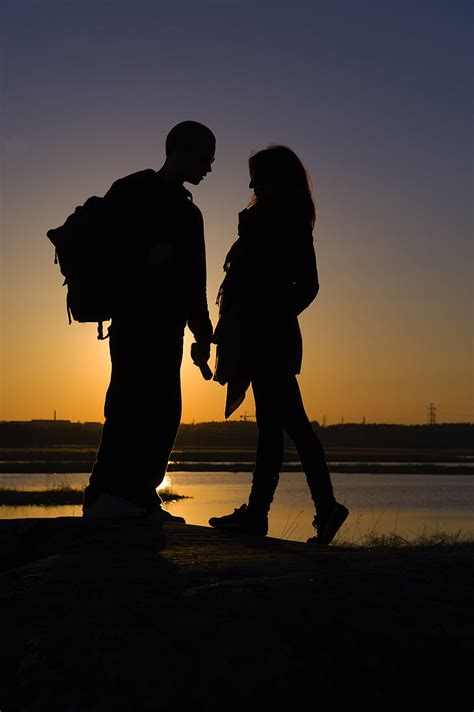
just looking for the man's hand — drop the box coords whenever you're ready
[191,342,212,380]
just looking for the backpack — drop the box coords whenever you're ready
[48,170,189,339]
[47,195,118,340]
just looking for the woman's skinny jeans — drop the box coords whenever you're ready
[249,371,336,517]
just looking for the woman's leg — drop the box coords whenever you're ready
[213,370,346,542]
[279,375,350,543]
[265,372,336,517]
[207,374,282,534]
[248,377,285,515]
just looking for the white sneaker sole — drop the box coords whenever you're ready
[83,493,147,520]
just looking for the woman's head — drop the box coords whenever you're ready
[248,145,316,227]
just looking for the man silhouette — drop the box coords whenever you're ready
[83,121,215,520]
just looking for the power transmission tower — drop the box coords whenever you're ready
[427,403,437,425]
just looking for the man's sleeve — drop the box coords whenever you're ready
[187,207,213,344]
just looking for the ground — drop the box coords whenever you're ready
[1,518,472,711]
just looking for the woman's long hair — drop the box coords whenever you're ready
[248,145,316,228]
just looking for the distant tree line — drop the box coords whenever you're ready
[0,420,472,449]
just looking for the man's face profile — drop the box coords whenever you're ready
[181,138,215,185]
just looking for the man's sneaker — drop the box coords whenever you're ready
[148,506,186,524]
[209,504,268,536]
[82,493,148,520]
[307,502,349,545]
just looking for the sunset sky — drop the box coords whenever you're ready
[1,0,472,425]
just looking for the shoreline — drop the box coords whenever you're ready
[1,462,473,475]
[1,445,472,476]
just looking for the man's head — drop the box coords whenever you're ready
[165,121,216,185]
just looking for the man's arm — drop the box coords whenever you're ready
[186,206,213,353]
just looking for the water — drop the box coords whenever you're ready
[1,471,473,543]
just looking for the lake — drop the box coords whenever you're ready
[1,471,473,544]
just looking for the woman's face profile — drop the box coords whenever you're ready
[249,168,277,201]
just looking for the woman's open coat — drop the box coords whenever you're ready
[213,201,319,417]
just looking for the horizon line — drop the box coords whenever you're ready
[1,419,473,427]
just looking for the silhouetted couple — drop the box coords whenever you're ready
[83,121,348,545]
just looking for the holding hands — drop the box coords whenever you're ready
[191,341,213,380]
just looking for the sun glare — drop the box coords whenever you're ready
[157,474,172,491]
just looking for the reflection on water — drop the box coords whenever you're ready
[158,473,474,543]
[0,504,83,519]
[1,472,473,543]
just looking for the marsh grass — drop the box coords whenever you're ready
[334,509,474,549]
[0,483,189,506]
[279,507,305,540]
[273,500,474,549]
[336,528,474,549]
[158,487,191,502]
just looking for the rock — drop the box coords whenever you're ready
[1,518,472,710]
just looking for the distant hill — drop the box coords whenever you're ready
[0,420,472,449]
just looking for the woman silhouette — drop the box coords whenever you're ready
[209,146,348,544]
